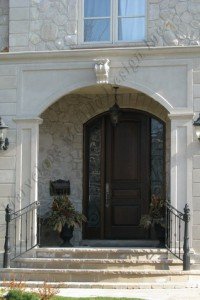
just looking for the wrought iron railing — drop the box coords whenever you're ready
[165,201,190,270]
[3,201,40,268]
[3,200,191,271]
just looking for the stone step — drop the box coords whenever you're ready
[1,281,200,289]
[13,257,182,270]
[1,268,200,283]
[30,247,169,260]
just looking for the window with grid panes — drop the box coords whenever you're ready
[83,0,146,43]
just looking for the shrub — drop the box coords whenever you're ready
[6,290,40,300]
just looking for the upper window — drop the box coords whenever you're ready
[83,0,146,43]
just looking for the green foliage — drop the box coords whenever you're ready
[44,195,87,232]
[6,290,40,300]
[4,291,143,300]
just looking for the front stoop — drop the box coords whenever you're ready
[0,247,199,289]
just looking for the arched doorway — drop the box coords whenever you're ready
[83,109,165,240]
[38,89,169,246]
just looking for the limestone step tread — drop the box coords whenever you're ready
[32,247,169,259]
[1,268,200,275]
[14,257,182,264]
[34,247,168,253]
[30,248,170,261]
[1,281,200,289]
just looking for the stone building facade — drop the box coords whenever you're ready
[0,0,200,266]
[5,0,200,52]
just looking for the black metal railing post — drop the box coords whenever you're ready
[165,201,191,270]
[3,201,40,264]
[183,204,190,271]
[3,205,12,268]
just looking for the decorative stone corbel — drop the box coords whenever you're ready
[94,58,110,84]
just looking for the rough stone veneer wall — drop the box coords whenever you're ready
[149,0,200,46]
[9,0,200,51]
[9,0,78,52]
[0,0,8,51]
[29,0,77,51]
[39,93,170,246]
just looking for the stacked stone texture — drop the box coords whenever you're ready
[149,0,200,46]
[29,0,77,51]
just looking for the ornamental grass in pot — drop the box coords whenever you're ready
[140,194,165,245]
[45,195,87,247]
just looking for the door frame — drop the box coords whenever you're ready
[83,109,166,240]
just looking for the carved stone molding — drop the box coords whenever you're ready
[94,58,110,84]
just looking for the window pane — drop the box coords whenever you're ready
[151,118,164,198]
[118,0,146,17]
[84,0,110,17]
[84,19,110,42]
[118,17,145,41]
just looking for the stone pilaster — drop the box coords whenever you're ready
[13,117,43,247]
[169,112,194,247]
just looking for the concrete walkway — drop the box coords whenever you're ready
[57,288,200,300]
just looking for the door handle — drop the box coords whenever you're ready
[105,183,110,208]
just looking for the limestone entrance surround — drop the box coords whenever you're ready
[0,46,199,263]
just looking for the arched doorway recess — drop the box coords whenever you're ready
[38,87,169,246]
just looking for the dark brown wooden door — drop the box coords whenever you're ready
[104,112,150,239]
[83,111,151,240]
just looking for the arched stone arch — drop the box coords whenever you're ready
[36,81,172,118]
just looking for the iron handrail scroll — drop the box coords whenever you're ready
[165,201,190,270]
[3,201,40,268]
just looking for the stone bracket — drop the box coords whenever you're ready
[94,58,110,84]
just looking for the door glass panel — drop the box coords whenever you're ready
[151,118,164,197]
[87,120,102,228]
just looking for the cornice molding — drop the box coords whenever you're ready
[168,112,194,120]
[0,46,200,62]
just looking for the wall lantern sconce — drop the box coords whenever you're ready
[193,113,200,140]
[0,117,9,150]
[109,86,121,126]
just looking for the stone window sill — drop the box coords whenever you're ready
[70,42,154,50]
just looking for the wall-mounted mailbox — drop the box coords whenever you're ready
[50,179,70,196]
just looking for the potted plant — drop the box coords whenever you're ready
[140,194,165,244]
[45,195,87,247]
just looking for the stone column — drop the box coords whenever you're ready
[169,112,194,247]
[13,117,43,249]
